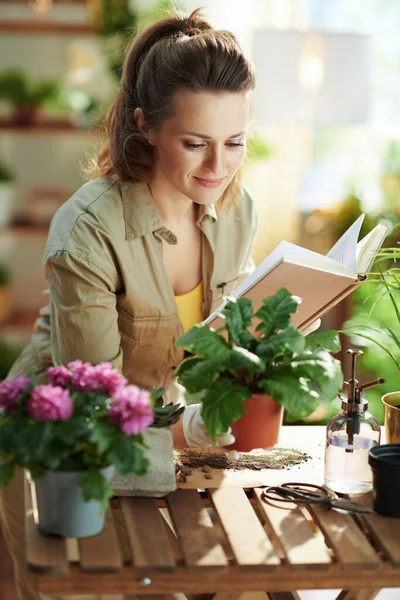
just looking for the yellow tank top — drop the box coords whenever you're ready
[174,282,203,333]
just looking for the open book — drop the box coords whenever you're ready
[204,214,390,332]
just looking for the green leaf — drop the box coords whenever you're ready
[175,324,232,362]
[290,350,343,402]
[80,469,113,514]
[256,328,305,362]
[0,460,15,486]
[90,422,117,455]
[306,330,341,353]
[201,380,251,442]
[107,434,149,475]
[17,422,53,462]
[175,357,223,393]
[221,297,255,346]
[342,326,400,369]
[57,417,91,445]
[262,370,320,420]
[227,346,265,370]
[150,387,165,407]
[255,288,301,337]
[152,403,185,428]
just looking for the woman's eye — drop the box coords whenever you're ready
[184,142,206,150]
[226,142,245,148]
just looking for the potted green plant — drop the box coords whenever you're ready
[0,361,182,537]
[343,240,400,441]
[0,157,16,228]
[0,69,60,126]
[175,287,343,451]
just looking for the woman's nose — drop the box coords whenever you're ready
[203,147,224,175]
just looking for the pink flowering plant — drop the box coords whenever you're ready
[0,361,182,509]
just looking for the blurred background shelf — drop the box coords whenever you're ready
[0,20,94,34]
[0,119,102,136]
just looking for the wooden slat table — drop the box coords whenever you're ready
[24,427,400,600]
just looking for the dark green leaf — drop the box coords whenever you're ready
[150,387,165,407]
[0,460,15,486]
[90,422,117,455]
[107,434,149,475]
[152,403,185,427]
[306,330,341,353]
[262,371,320,420]
[57,417,91,444]
[17,422,53,462]
[227,346,265,370]
[201,380,251,442]
[175,357,223,393]
[80,469,113,514]
[175,324,231,362]
[290,350,343,402]
[255,288,301,337]
[221,297,255,346]
[256,328,305,362]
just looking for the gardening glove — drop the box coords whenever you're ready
[182,403,240,459]
[301,318,321,336]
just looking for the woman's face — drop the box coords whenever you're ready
[148,90,250,205]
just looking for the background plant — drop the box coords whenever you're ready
[0,69,60,108]
[343,239,400,421]
[175,288,343,441]
[0,262,10,287]
[0,158,15,184]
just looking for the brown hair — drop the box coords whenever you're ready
[86,9,255,207]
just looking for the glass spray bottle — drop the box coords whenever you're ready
[324,348,384,494]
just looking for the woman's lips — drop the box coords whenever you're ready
[194,177,224,188]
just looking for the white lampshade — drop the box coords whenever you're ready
[252,29,372,124]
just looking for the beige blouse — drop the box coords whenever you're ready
[8,178,257,392]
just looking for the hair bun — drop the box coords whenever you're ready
[181,25,202,37]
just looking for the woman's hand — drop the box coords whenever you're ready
[182,403,239,458]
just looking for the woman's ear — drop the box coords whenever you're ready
[134,107,148,137]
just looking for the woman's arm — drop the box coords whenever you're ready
[45,249,123,370]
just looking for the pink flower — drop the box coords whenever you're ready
[47,365,72,388]
[68,361,126,395]
[0,376,31,414]
[108,385,154,436]
[27,385,73,422]
[92,362,127,395]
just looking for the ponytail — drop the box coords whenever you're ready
[85,9,255,208]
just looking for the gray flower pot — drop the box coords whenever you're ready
[31,465,116,538]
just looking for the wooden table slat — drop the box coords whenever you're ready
[308,504,382,570]
[111,504,132,564]
[166,489,228,570]
[159,507,184,562]
[254,489,332,570]
[120,497,176,572]
[25,480,69,574]
[78,508,122,572]
[209,487,280,570]
[353,493,400,567]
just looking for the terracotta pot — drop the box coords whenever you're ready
[12,105,42,127]
[381,392,400,444]
[229,393,284,452]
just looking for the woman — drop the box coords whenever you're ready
[1,9,258,600]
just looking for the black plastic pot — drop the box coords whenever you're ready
[368,444,400,517]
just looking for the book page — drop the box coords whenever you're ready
[356,222,390,273]
[326,213,365,270]
[231,241,341,299]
